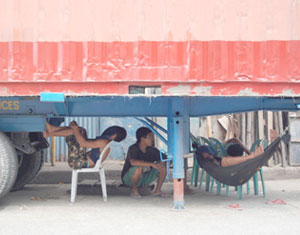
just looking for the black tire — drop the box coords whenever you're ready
[0,132,18,199]
[36,150,45,176]
[11,150,43,191]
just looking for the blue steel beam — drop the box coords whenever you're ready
[53,103,69,116]
[1,96,300,118]
[189,96,300,116]
[0,115,46,132]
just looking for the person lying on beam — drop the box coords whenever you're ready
[44,121,126,169]
[121,127,169,199]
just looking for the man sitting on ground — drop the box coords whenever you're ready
[121,127,169,199]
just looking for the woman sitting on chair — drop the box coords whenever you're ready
[44,121,126,169]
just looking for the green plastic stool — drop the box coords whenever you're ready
[203,138,231,196]
[206,138,249,199]
[250,139,268,197]
[190,136,210,187]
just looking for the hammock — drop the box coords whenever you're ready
[196,133,290,186]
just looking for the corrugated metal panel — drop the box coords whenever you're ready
[289,115,300,166]
[0,41,300,96]
[0,0,300,96]
[1,0,299,42]
[44,117,100,162]
[44,116,175,162]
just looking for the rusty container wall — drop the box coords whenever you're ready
[0,0,300,96]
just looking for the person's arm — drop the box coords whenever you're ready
[101,148,111,163]
[130,159,155,167]
[225,138,251,155]
[130,159,166,172]
[221,145,263,167]
[70,121,109,149]
[129,148,166,170]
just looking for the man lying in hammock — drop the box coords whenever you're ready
[196,144,264,167]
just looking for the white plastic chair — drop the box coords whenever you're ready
[70,141,113,203]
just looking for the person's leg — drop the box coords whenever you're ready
[122,166,144,198]
[153,162,168,197]
[86,157,95,168]
[46,122,67,133]
[44,122,74,138]
[130,167,143,197]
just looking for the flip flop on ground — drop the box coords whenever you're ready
[152,192,169,198]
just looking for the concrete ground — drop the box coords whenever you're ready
[1,161,300,235]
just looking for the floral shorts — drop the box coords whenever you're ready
[65,129,88,169]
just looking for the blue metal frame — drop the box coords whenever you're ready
[1,96,299,125]
[144,117,167,134]
[1,94,300,209]
[0,115,46,132]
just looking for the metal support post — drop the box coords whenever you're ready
[183,110,190,190]
[168,97,190,209]
[172,116,185,209]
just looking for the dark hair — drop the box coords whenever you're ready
[226,144,244,156]
[196,145,218,159]
[136,127,152,143]
[101,126,127,142]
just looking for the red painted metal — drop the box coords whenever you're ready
[0,41,300,96]
[173,179,184,207]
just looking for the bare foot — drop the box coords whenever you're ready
[254,145,264,155]
[43,131,49,138]
[87,157,95,168]
[130,191,142,199]
[45,122,53,133]
[43,122,51,138]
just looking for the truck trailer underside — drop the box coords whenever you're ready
[0,95,300,208]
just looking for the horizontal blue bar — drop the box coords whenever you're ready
[1,96,300,119]
[0,115,46,132]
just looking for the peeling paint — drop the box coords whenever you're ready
[282,89,296,96]
[167,85,191,95]
[0,87,8,96]
[236,88,261,96]
[193,86,212,96]
[1,82,300,97]
[234,73,253,81]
